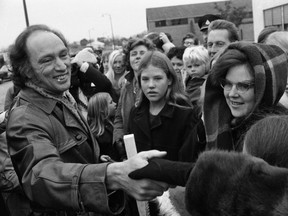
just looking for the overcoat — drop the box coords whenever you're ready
[128,102,205,162]
[6,88,124,216]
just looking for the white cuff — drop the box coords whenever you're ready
[79,62,89,73]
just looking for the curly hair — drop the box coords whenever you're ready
[182,33,199,45]
[9,24,68,88]
[123,37,155,75]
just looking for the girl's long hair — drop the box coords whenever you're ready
[87,92,112,136]
[137,50,192,109]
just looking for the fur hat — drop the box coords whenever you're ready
[185,150,288,216]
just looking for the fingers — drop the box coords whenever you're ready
[128,179,169,201]
[138,150,167,160]
[82,47,94,53]
[149,179,170,191]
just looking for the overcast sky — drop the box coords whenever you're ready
[0,0,224,50]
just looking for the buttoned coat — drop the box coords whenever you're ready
[128,102,204,162]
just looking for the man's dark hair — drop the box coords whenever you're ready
[166,46,186,60]
[9,24,68,88]
[208,19,239,42]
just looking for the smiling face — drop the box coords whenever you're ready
[140,65,171,107]
[207,29,231,58]
[112,54,125,75]
[130,45,149,74]
[26,31,71,96]
[224,64,255,118]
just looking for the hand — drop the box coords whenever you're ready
[129,158,193,187]
[159,32,170,44]
[100,155,114,162]
[71,48,97,67]
[106,150,170,201]
[159,32,175,54]
[114,139,127,161]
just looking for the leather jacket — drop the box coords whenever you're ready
[6,88,124,216]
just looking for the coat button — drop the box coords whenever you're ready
[75,134,82,141]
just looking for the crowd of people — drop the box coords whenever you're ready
[1,12,288,216]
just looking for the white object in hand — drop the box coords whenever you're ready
[123,134,149,216]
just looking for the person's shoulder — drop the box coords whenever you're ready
[7,101,42,130]
[173,104,202,121]
[172,104,194,116]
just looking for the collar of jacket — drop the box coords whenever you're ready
[18,87,58,114]
[134,102,174,131]
[18,87,92,137]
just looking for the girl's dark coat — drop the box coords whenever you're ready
[128,102,205,162]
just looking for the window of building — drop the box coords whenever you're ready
[170,18,188,25]
[264,9,272,26]
[284,4,288,23]
[155,20,167,27]
[264,3,288,29]
[155,18,188,28]
[273,7,282,25]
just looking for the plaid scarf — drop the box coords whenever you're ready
[204,42,288,151]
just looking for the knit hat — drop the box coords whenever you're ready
[204,42,288,150]
[71,47,97,64]
[185,150,288,216]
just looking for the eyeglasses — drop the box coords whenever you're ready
[219,79,254,93]
[184,41,194,46]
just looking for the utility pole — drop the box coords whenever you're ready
[102,14,115,50]
[23,0,30,27]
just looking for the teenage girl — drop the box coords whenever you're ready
[127,50,206,162]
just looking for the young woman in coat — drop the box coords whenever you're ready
[128,50,205,162]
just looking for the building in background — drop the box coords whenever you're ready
[252,0,288,42]
[146,0,253,46]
